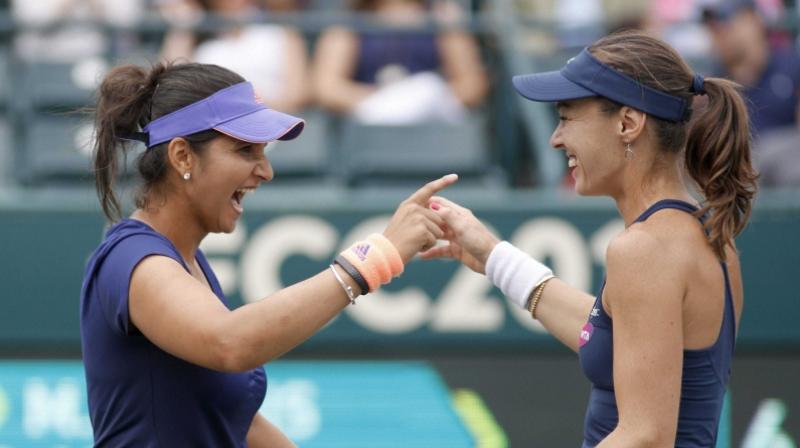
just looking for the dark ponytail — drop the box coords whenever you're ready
[92,62,245,222]
[590,30,758,261]
[686,78,758,259]
[93,64,162,221]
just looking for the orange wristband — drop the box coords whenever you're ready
[339,233,404,293]
[366,234,404,278]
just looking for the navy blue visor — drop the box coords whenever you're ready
[513,49,690,122]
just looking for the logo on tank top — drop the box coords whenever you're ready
[579,322,594,347]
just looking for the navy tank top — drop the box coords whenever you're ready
[81,219,267,446]
[353,30,440,84]
[578,199,736,447]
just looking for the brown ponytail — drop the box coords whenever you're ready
[686,78,758,259]
[92,62,245,222]
[93,64,163,221]
[589,30,758,260]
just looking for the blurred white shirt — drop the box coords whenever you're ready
[12,0,144,62]
[193,25,289,106]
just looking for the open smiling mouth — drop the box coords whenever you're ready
[231,187,255,213]
[568,155,577,168]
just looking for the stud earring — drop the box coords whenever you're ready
[624,143,634,160]
[183,172,191,181]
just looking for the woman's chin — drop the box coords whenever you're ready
[574,181,600,197]
[212,214,240,235]
[573,180,587,195]
[219,219,239,234]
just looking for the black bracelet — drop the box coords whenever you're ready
[334,255,369,295]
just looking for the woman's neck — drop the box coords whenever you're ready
[614,161,696,227]
[130,204,206,264]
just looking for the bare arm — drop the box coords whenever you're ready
[596,230,684,447]
[130,257,355,372]
[312,27,375,113]
[157,0,203,64]
[532,278,595,352]
[420,196,593,352]
[128,175,457,373]
[268,28,311,113]
[437,30,489,107]
[160,30,196,64]
[246,413,296,448]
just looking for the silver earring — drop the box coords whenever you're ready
[183,172,191,181]
[624,143,634,160]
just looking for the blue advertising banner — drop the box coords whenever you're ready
[0,361,473,448]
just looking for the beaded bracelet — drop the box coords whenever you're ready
[528,276,555,320]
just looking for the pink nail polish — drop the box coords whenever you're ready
[430,203,440,211]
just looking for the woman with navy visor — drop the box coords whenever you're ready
[421,30,758,447]
[81,62,457,447]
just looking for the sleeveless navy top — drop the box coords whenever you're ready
[80,219,267,447]
[353,30,440,84]
[578,199,736,448]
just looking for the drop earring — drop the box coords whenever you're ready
[183,172,191,181]
[624,143,634,160]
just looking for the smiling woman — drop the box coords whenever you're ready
[81,61,458,447]
[420,30,759,448]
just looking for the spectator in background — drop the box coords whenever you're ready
[512,0,650,56]
[703,0,799,135]
[159,0,311,113]
[11,0,144,63]
[703,0,800,187]
[644,0,713,61]
[313,0,488,125]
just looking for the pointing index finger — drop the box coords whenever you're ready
[407,174,459,204]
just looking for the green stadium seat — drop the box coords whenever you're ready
[14,60,98,185]
[0,117,12,186]
[21,60,102,110]
[265,109,334,183]
[338,111,505,187]
[532,51,572,71]
[19,114,95,183]
[0,48,9,111]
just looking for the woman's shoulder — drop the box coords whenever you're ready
[607,211,702,273]
[97,219,177,261]
[603,223,688,315]
[104,218,163,240]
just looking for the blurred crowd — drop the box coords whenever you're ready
[7,0,489,125]
[1,0,799,187]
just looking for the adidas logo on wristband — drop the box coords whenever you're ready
[352,244,371,261]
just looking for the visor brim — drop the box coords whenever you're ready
[512,70,596,102]
[214,108,305,144]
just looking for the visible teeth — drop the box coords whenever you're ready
[568,156,577,168]
[235,188,255,196]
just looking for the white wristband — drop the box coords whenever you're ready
[485,241,553,309]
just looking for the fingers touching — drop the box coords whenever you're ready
[419,244,455,260]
